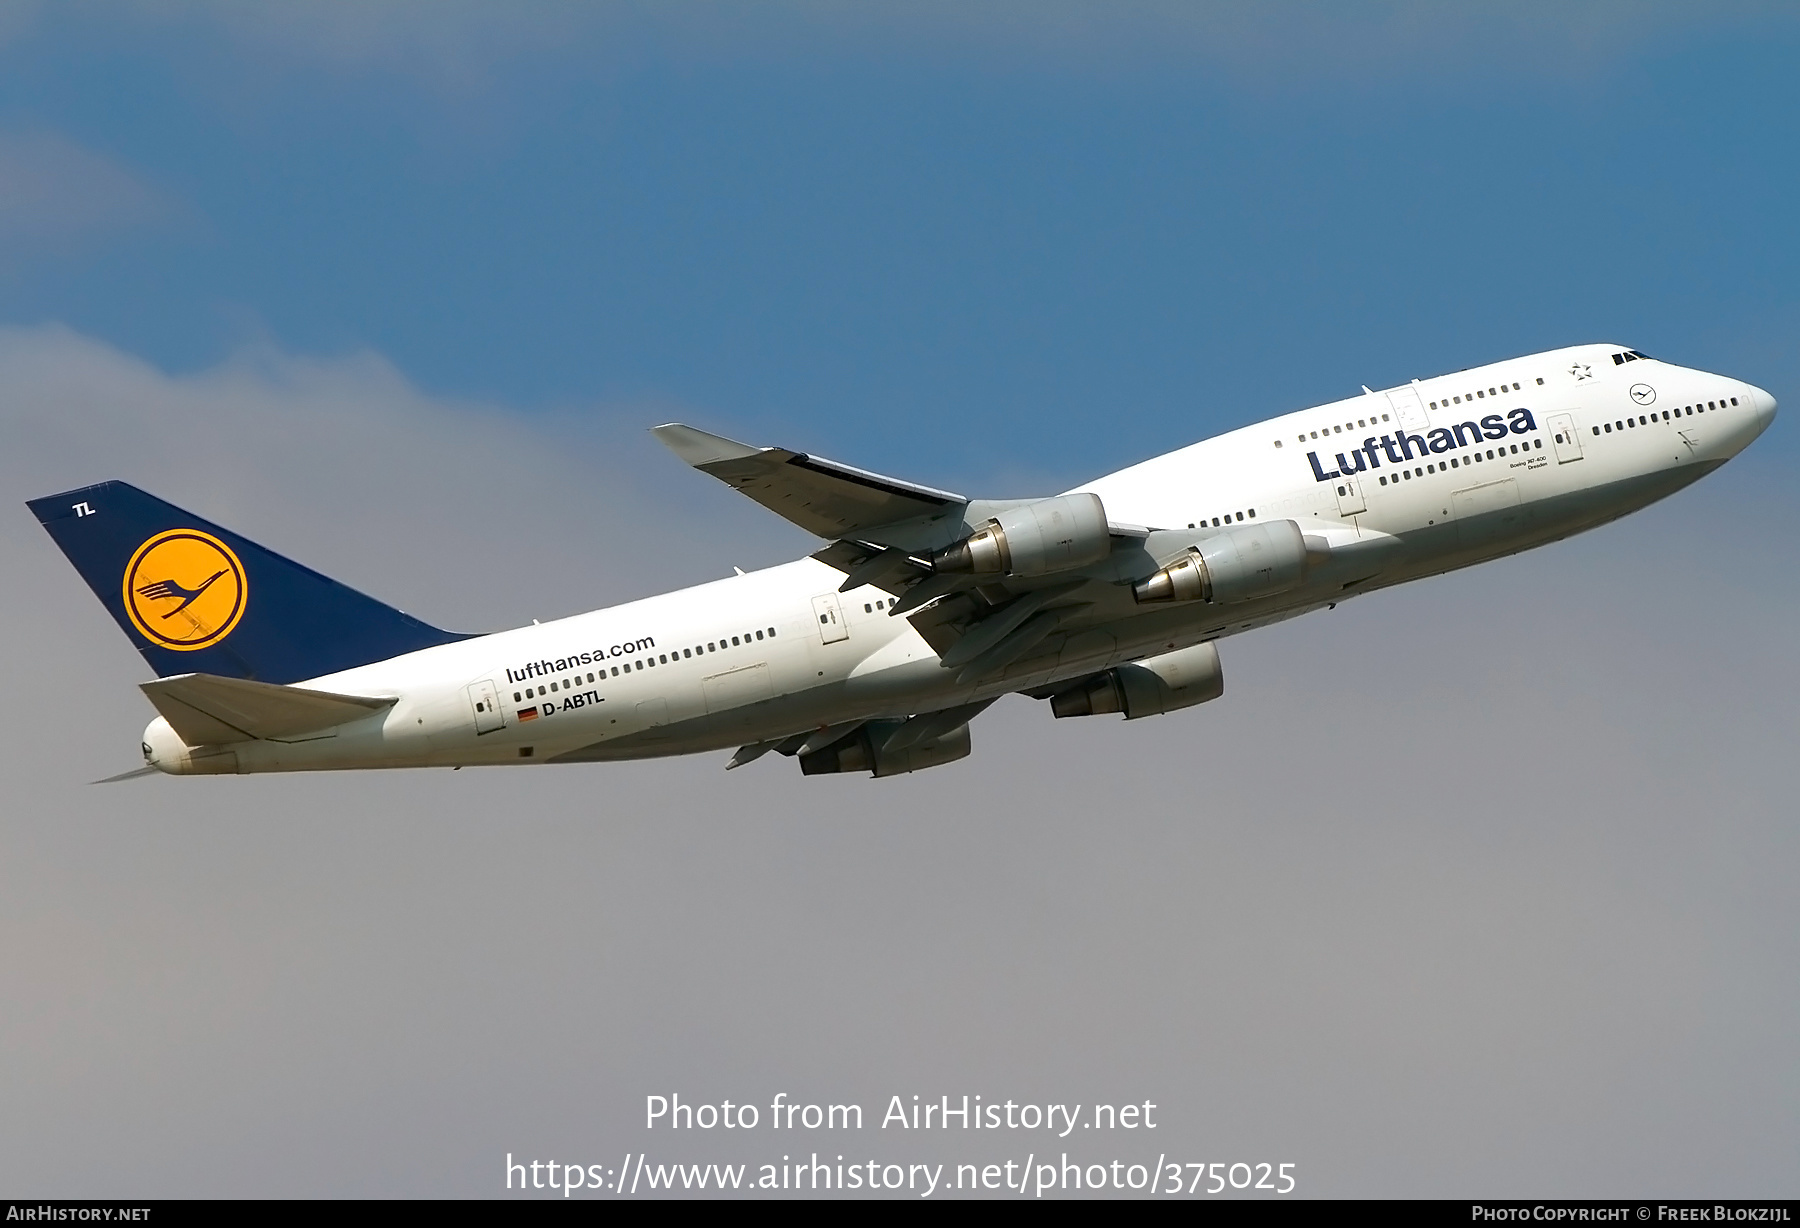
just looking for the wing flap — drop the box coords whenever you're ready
[652,423,965,541]
[141,672,396,747]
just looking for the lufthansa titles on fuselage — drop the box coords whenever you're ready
[505,637,658,685]
[1308,408,1539,482]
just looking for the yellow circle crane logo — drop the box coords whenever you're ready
[122,529,247,651]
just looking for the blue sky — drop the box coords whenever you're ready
[3,3,1795,490]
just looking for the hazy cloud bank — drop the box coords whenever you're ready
[0,131,171,251]
[0,326,1793,1196]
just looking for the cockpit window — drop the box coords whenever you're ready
[1613,350,1654,364]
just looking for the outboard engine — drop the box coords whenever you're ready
[799,720,973,777]
[933,493,1111,578]
[1051,642,1224,720]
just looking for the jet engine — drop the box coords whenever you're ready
[799,720,973,777]
[1132,519,1307,605]
[932,493,1110,578]
[1050,642,1224,720]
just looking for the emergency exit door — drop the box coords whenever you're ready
[811,593,849,644]
[1385,383,1431,431]
[1548,412,1584,463]
[466,679,504,734]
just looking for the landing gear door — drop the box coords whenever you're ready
[466,679,504,734]
[811,593,849,644]
[1334,472,1367,516]
[1548,412,1584,463]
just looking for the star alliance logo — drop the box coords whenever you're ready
[1570,363,1593,381]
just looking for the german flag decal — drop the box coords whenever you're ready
[518,707,539,722]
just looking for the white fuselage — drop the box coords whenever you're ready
[143,344,1776,775]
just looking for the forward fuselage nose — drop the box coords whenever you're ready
[1746,383,1778,431]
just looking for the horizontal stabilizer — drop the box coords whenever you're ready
[92,766,159,784]
[141,672,395,747]
[652,423,965,541]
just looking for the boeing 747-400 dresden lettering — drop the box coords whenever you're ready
[31,344,1775,779]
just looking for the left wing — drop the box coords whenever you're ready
[654,422,1174,687]
[652,423,966,542]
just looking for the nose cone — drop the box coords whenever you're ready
[1747,383,1778,430]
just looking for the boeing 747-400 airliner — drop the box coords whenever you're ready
[30,343,1775,779]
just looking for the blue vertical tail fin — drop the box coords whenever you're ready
[28,481,471,684]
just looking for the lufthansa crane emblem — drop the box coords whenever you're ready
[122,529,248,650]
[1630,383,1657,406]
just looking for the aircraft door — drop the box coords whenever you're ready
[1548,412,1584,463]
[1334,472,1367,516]
[1386,384,1431,431]
[811,593,849,644]
[466,679,504,734]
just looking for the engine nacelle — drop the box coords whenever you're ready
[799,720,973,777]
[933,493,1110,579]
[1133,519,1307,605]
[1051,642,1224,720]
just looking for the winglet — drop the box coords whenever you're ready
[651,423,764,468]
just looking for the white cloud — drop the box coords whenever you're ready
[0,130,171,248]
[0,324,805,633]
[0,325,1793,1194]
